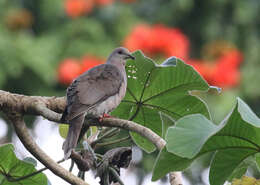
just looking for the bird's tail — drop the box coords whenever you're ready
[62,114,85,159]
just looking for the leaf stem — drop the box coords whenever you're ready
[109,167,124,185]
[91,128,119,147]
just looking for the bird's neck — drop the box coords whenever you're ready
[107,60,127,82]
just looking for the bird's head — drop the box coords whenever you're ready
[107,47,135,66]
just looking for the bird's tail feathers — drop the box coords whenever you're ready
[62,114,85,159]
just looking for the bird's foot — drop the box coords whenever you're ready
[98,113,112,122]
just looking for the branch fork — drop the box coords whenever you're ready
[0,90,182,185]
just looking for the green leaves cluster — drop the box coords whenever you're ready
[0,144,47,185]
[112,51,210,153]
[112,51,260,185]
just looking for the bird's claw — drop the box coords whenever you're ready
[98,113,112,122]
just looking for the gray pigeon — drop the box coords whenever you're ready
[61,47,135,159]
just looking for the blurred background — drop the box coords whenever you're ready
[0,0,260,184]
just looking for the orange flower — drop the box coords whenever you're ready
[124,24,153,54]
[212,49,243,88]
[65,0,94,18]
[152,25,189,60]
[187,59,214,83]
[58,55,104,85]
[123,24,189,60]
[187,49,243,89]
[58,59,82,84]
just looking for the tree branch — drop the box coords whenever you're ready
[7,112,89,185]
[0,90,182,185]
[0,90,65,115]
[88,118,166,150]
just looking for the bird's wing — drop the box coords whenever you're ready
[65,64,124,121]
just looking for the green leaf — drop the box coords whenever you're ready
[23,157,37,167]
[166,114,218,158]
[228,162,248,182]
[160,112,176,139]
[152,147,192,181]
[152,98,260,183]
[112,51,210,152]
[209,149,257,185]
[255,153,260,171]
[59,124,69,139]
[0,144,47,185]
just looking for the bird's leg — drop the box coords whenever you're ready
[98,113,113,122]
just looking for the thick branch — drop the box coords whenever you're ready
[0,90,65,115]
[7,112,89,185]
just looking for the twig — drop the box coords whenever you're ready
[7,112,89,185]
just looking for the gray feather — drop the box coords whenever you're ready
[62,114,85,159]
[61,47,134,159]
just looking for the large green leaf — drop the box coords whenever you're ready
[152,98,260,184]
[112,51,210,152]
[152,147,192,181]
[166,114,218,158]
[209,149,257,185]
[0,144,47,185]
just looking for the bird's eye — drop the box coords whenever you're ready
[118,51,123,54]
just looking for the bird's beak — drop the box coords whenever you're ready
[125,54,135,60]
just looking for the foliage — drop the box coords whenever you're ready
[0,0,260,184]
[57,51,260,185]
[0,144,47,185]
[152,97,260,185]
[112,51,210,152]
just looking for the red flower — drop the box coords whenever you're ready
[58,59,82,84]
[81,56,104,73]
[95,0,114,6]
[187,59,214,83]
[124,24,153,54]
[123,24,189,60]
[58,56,104,85]
[151,25,189,60]
[65,0,94,18]
[187,49,243,89]
[212,50,243,88]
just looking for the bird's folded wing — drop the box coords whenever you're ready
[65,64,124,121]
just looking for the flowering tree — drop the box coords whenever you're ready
[1,0,260,185]
[1,52,260,185]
